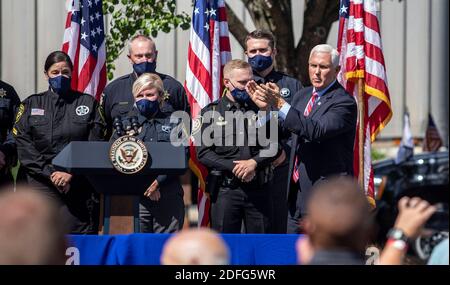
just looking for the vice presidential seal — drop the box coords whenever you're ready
[110,136,148,174]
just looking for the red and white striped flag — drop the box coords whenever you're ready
[337,0,393,207]
[62,0,107,100]
[185,0,231,227]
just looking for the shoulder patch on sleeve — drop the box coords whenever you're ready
[98,105,106,125]
[15,103,25,123]
[99,92,105,106]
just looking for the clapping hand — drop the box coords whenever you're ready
[246,81,268,110]
[259,82,284,109]
[246,81,284,110]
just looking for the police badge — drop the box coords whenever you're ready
[280,88,291,98]
[163,90,170,101]
[109,136,148,174]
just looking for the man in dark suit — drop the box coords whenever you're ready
[246,44,357,233]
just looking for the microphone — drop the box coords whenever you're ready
[123,117,132,133]
[113,116,123,137]
[131,116,140,134]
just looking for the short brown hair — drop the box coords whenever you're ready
[245,29,276,50]
[128,34,155,54]
[223,59,252,78]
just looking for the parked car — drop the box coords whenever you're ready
[373,151,449,261]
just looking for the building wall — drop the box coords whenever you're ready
[0,0,448,143]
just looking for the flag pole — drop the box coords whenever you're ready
[358,77,365,190]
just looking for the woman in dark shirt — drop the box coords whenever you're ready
[111,73,186,233]
[14,51,106,234]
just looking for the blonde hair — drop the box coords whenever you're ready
[132,73,164,98]
[223,59,251,78]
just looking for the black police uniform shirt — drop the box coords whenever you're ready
[101,72,190,136]
[0,80,20,173]
[196,94,279,173]
[13,89,106,180]
[110,108,187,187]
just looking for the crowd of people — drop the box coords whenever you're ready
[0,29,446,265]
[0,180,445,265]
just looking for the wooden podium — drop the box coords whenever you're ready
[52,141,187,234]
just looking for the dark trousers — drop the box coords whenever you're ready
[0,171,14,189]
[287,171,341,233]
[210,185,271,233]
[268,162,289,233]
[287,175,316,234]
[287,187,303,234]
[25,174,99,235]
[139,182,185,233]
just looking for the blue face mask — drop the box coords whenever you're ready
[136,99,159,118]
[49,75,71,94]
[230,83,250,103]
[248,54,273,72]
[133,61,156,76]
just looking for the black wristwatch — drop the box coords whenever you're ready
[387,228,410,243]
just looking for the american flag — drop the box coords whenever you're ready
[185,0,231,227]
[423,114,443,152]
[62,0,106,100]
[337,0,392,207]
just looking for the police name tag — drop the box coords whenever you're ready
[110,136,148,174]
[31,108,45,116]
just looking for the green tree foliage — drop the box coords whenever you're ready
[102,0,191,79]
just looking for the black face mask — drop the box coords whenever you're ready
[49,75,71,94]
[230,82,250,103]
[133,61,156,76]
[136,99,160,118]
[248,54,273,72]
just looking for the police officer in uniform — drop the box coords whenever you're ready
[110,73,186,233]
[13,51,106,234]
[102,34,189,138]
[0,80,20,188]
[245,30,303,233]
[196,60,280,233]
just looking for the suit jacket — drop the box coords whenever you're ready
[284,81,357,215]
